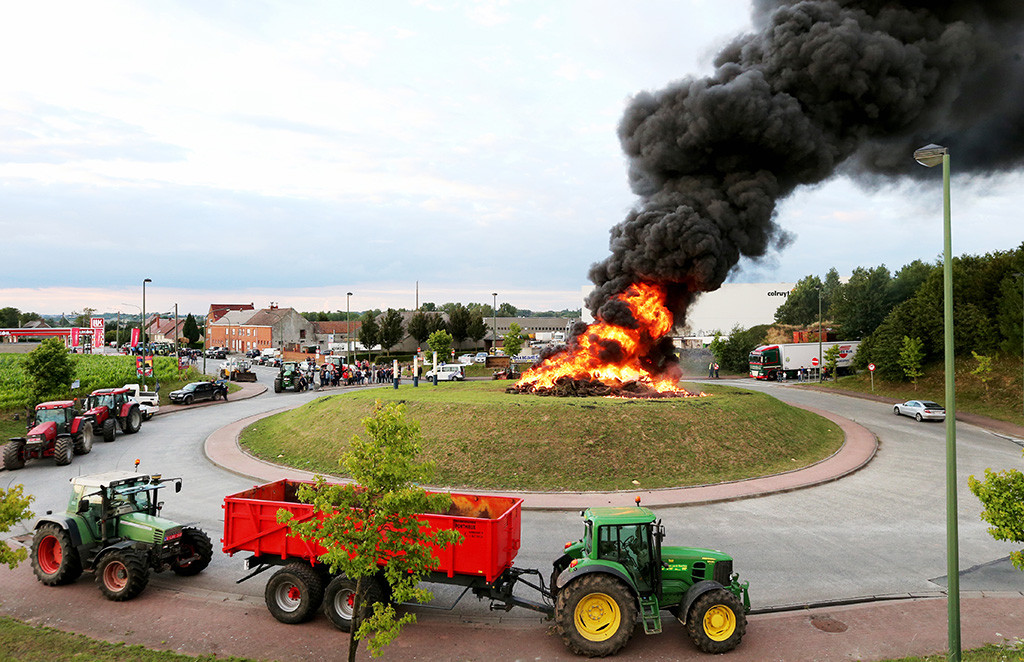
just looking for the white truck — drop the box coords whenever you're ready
[748,341,861,381]
[122,383,160,420]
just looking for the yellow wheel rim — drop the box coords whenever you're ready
[703,604,737,641]
[574,592,621,642]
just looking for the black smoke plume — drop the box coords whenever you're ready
[586,0,1024,365]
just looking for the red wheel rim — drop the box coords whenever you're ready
[37,535,62,575]
[103,561,129,590]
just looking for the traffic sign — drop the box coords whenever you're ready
[868,363,876,371]
[811,357,819,366]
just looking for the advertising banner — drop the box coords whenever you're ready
[71,327,80,347]
[131,327,140,347]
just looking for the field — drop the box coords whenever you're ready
[239,380,844,491]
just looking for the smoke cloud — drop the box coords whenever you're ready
[587,0,1024,344]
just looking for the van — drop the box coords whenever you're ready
[425,364,465,381]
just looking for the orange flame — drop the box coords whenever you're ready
[516,282,684,393]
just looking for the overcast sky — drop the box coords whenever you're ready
[2,0,1021,318]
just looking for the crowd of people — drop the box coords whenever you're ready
[296,358,399,390]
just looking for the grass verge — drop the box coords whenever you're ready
[239,380,843,491]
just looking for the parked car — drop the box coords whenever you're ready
[424,364,465,381]
[893,400,945,422]
[169,381,228,405]
[473,352,488,363]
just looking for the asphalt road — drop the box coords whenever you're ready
[3,368,1022,624]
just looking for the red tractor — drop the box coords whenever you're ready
[3,401,95,470]
[84,387,143,442]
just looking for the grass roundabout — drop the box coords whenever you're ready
[238,380,844,492]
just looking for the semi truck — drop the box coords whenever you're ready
[222,479,751,656]
[748,341,861,381]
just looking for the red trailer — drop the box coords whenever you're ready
[222,479,545,629]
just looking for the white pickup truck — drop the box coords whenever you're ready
[122,383,160,420]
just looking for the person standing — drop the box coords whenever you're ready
[714,363,720,378]
[708,361,715,378]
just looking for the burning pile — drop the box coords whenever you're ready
[509,282,697,398]
[513,1,1024,398]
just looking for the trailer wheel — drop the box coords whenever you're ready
[555,574,637,657]
[31,523,82,586]
[3,439,25,470]
[54,436,73,466]
[323,575,386,632]
[96,550,150,601]
[685,588,746,654]
[73,423,94,455]
[170,527,213,576]
[101,418,117,442]
[265,563,325,624]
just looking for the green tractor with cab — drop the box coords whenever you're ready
[551,504,750,656]
[273,361,307,393]
[30,469,213,601]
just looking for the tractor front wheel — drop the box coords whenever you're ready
[171,527,213,576]
[265,563,325,624]
[685,589,746,654]
[96,550,150,601]
[3,439,26,470]
[555,574,637,657]
[54,436,73,466]
[101,418,116,442]
[124,407,142,434]
[322,575,386,632]
[73,423,94,455]
[31,524,82,585]
[274,379,282,393]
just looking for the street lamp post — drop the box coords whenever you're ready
[816,285,823,382]
[492,292,498,354]
[142,278,152,390]
[1015,273,1024,417]
[914,143,959,662]
[346,292,353,367]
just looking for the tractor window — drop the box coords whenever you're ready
[35,408,66,425]
[597,524,653,588]
[111,487,152,515]
[90,394,115,409]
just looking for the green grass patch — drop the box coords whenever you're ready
[0,616,259,661]
[239,381,843,491]
[881,642,1024,661]
[817,355,1024,427]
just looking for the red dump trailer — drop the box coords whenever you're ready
[222,479,545,630]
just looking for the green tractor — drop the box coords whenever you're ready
[29,469,213,601]
[550,504,750,656]
[273,361,307,393]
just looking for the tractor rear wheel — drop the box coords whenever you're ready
[96,550,150,601]
[3,439,25,470]
[54,436,73,466]
[31,523,83,585]
[322,575,386,632]
[265,563,325,624]
[685,588,746,654]
[124,407,142,434]
[73,423,94,455]
[171,527,213,576]
[101,418,116,442]
[555,574,637,657]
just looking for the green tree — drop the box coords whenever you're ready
[359,312,380,361]
[19,311,42,326]
[282,402,462,661]
[72,307,96,328]
[823,344,841,380]
[377,309,404,356]
[503,322,524,357]
[420,302,437,312]
[773,276,821,326]
[0,307,20,328]
[23,338,74,405]
[891,259,936,305]
[426,329,453,362]
[898,336,925,388]
[969,459,1024,571]
[971,351,994,393]
[0,484,34,569]
[467,313,487,346]
[182,314,201,348]
[407,312,430,346]
[997,273,1024,356]
[830,266,893,339]
[715,324,770,375]
[497,302,517,317]
[447,304,471,344]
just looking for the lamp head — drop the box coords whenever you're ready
[913,144,948,168]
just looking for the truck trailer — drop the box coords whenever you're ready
[748,341,861,381]
[222,479,750,656]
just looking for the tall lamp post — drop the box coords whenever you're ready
[346,292,353,367]
[816,285,823,381]
[1015,273,1024,417]
[492,292,498,354]
[142,278,152,390]
[914,143,959,662]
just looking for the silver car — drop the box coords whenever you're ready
[893,400,946,422]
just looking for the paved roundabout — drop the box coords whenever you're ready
[2,368,1023,661]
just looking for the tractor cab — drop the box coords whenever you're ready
[68,471,183,545]
[32,401,79,435]
[86,388,131,415]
